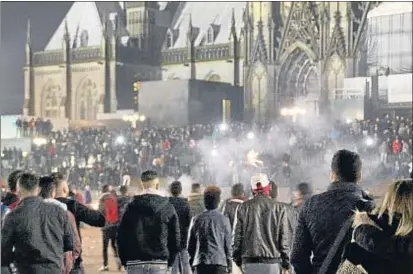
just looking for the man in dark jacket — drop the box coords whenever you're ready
[169,181,192,274]
[188,183,205,216]
[220,183,245,230]
[117,170,180,274]
[52,172,105,274]
[117,185,131,221]
[1,172,74,274]
[291,149,374,274]
[188,185,232,274]
[233,173,290,274]
[1,170,22,209]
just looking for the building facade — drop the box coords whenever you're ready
[24,1,379,122]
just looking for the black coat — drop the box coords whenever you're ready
[343,212,413,274]
[291,182,374,274]
[220,198,244,230]
[55,196,105,266]
[117,194,180,267]
[233,194,290,269]
[1,196,74,274]
[169,196,192,249]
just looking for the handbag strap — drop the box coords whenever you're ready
[318,215,354,274]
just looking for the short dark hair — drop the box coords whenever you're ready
[8,170,23,192]
[18,173,39,192]
[204,185,221,210]
[39,176,56,199]
[102,184,110,193]
[191,183,201,193]
[170,181,182,196]
[331,149,362,182]
[231,183,244,198]
[269,181,278,199]
[120,185,128,195]
[296,182,313,197]
[141,170,158,182]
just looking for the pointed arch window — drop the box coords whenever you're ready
[80,30,89,47]
[207,26,214,44]
[166,29,173,49]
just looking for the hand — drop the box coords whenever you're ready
[281,269,290,274]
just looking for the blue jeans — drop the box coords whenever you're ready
[127,264,168,274]
[171,250,191,274]
[243,263,280,274]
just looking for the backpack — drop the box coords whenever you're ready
[104,195,119,224]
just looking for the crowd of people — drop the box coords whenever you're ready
[2,115,412,191]
[1,149,412,274]
[14,117,54,137]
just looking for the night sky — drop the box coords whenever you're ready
[0,1,73,115]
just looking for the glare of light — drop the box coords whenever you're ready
[211,149,218,156]
[134,148,139,154]
[1,153,4,158]
[409,162,412,173]
[247,150,263,167]
[219,123,228,131]
[51,139,56,144]
[365,137,374,147]
[116,136,125,144]
[247,131,255,139]
[139,115,146,122]
[346,118,352,124]
[22,151,28,157]
[33,137,47,146]
[280,108,289,116]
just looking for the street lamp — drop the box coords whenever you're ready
[122,113,146,128]
[280,107,306,122]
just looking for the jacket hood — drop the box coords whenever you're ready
[43,198,68,211]
[129,194,170,216]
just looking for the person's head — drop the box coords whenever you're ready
[8,170,23,193]
[52,171,69,198]
[39,176,56,199]
[102,184,110,193]
[373,179,413,236]
[250,173,271,197]
[330,149,362,183]
[204,185,221,210]
[119,185,128,196]
[16,172,39,198]
[293,182,313,206]
[269,181,278,200]
[140,170,160,190]
[231,183,245,199]
[170,181,182,197]
[191,183,201,194]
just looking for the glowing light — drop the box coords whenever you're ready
[22,151,28,157]
[280,108,289,116]
[211,149,218,156]
[139,115,146,122]
[219,123,228,131]
[33,137,47,146]
[247,150,264,167]
[247,131,255,140]
[116,136,125,145]
[346,118,352,124]
[365,137,374,147]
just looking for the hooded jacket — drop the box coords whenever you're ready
[341,211,413,274]
[117,193,180,267]
[43,199,82,274]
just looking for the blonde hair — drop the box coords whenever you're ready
[373,179,413,236]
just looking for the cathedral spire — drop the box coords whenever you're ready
[26,19,31,46]
[64,19,70,43]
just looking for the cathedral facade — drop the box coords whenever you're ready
[24,1,376,122]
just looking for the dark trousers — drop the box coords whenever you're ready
[69,264,84,274]
[196,265,227,274]
[102,225,119,266]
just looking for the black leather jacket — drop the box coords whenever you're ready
[187,210,232,272]
[233,194,290,269]
[220,198,244,229]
